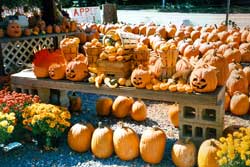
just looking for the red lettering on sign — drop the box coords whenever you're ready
[73,9,79,16]
[80,8,84,16]
[85,8,89,12]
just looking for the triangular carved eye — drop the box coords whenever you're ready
[201,79,206,82]
[193,78,197,81]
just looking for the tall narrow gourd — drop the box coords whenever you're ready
[140,126,166,164]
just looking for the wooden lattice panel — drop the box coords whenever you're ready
[1,37,54,74]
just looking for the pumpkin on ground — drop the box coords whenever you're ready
[130,99,147,121]
[230,91,249,116]
[171,138,197,167]
[67,122,95,153]
[140,126,166,164]
[168,103,179,128]
[96,97,113,116]
[112,96,134,118]
[91,122,113,159]
[190,64,218,93]
[113,122,139,161]
[197,139,220,167]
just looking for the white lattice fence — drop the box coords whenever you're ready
[1,36,56,74]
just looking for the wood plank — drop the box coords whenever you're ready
[11,69,225,105]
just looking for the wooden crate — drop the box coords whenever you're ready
[96,59,132,78]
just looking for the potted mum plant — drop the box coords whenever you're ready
[217,127,250,167]
[0,112,16,144]
[22,103,71,150]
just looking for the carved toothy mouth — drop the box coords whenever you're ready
[133,81,143,86]
[192,83,207,89]
[67,74,76,79]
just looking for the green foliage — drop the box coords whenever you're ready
[1,0,42,8]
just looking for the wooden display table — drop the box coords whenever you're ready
[11,69,225,146]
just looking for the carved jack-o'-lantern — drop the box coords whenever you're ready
[6,21,22,38]
[49,63,66,80]
[131,65,151,88]
[190,64,218,93]
[66,60,88,81]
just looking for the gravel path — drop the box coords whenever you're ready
[1,101,249,167]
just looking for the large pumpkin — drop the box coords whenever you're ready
[140,126,166,164]
[226,69,248,96]
[243,65,250,86]
[96,97,113,116]
[230,91,249,116]
[199,49,229,86]
[67,122,94,152]
[190,64,218,93]
[171,138,197,167]
[66,60,88,81]
[223,47,241,63]
[130,99,147,121]
[197,139,220,167]
[6,21,22,38]
[113,122,139,161]
[239,43,250,62]
[112,96,134,118]
[91,122,113,159]
[131,65,151,88]
[48,63,66,80]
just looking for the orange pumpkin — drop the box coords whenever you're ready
[230,91,249,116]
[113,122,139,161]
[24,28,31,36]
[190,64,218,93]
[96,97,113,116]
[171,138,197,167]
[225,92,231,111]
[91,122,113,159]
[223,47,241,63]
[243,65,250,86]
[168,103,179,128]
[48,63,66,80]
[66,60,88,81]
[140,126,166,164]
[130,99,147,121]
[239,43,250,62]
[46,25,53,34]
[67,122,94,153]
[112,96,134,118]
[183,45,199,59]
[131,65,151,89]
[6,21,22,38]
[198,139,220,167]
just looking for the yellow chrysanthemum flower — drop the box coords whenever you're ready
[0,120,8,127]
[7,125,14,133]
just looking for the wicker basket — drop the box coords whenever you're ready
[133,49,150,66]
[116,30,140,49]
[84,46,103,65]
[60,37,80,61]
[157,49,179,78]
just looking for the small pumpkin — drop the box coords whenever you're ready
[224,92,230,111]
[113,122,139,161]
[67,122,95,152]
[183,45,199,59]
[130,99,147,121]
[190,64,218,93]
[24,28,32,36]
[230,91,249,116]
[96,97,113,116]
[91,122,113,159]
[46,25,53,34]
[140,126,166,164]
[131,65,151,89]
[6,21,22,38]
[243,65,250,86]
[171,138,197,167]
[168,103,179,128]
[48,63,66,80]
[239,43,250,62]
[197,139,220,167]
[112,96,134,118]
[66,60,88,81]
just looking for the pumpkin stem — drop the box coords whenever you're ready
[152,125,160,131]
[98,121,103,128]
[210,139,219,149]
[117,121,124,128]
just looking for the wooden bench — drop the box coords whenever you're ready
[10,69,225,146]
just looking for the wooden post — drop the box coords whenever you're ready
[102,3,118,24]
[225,0,230,26]
[162,0,166,9]
[41,0,57,25]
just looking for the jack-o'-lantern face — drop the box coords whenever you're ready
[131,65,151,88]
[190,64,218,93]
[66,61,88,81]
[49,63,66,80]
[7,21,22,38]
